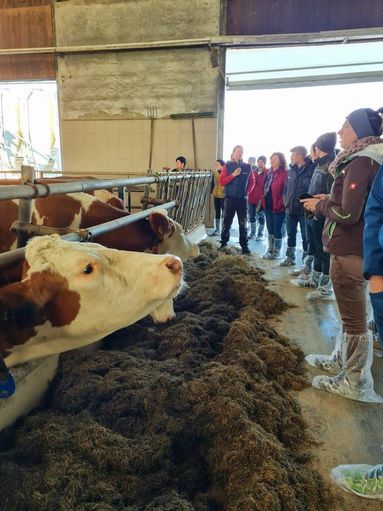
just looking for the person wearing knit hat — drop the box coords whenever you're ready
[301,107,383,403]
[347,107,383,138]
[315,132,337,154]
[293,132,336,299]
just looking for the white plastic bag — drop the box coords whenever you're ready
[331,464,383,500]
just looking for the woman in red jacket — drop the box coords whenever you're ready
[262,152,288,259]
[248,156,268,240]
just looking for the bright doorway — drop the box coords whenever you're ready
[224,42,383,163]
[0,81,61,176]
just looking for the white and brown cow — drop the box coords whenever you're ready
[0,192,199,285]
[0,235,183,368]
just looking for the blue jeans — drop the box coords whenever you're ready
[370,291,383,347]
[248,203,265,226]
[306,216,330,274]
[264,210,285,239]
[286,213,307,251]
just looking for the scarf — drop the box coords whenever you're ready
[263,170,274,197]
[329,136,382,176]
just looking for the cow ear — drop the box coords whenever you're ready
[148,212,174,240]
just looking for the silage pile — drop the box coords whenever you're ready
[0,242,334,511]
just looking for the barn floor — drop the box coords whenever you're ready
[215,228,383,510]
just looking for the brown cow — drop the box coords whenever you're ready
[0,235,184,368]
[0,192,199,285]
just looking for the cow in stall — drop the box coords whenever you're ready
[0,192,199,285]
[0,235,184,369]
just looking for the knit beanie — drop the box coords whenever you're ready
[315,132,337,154]
[346,108,383,139]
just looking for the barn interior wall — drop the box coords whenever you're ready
[55,0,221,175]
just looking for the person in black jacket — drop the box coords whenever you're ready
[299,132,336,298]
[280,146,314,266]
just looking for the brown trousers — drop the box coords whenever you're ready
[330,254,367,335]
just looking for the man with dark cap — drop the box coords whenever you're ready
[280,146,314,267]
[295,132,337,299]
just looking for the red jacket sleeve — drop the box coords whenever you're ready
[246,169,255,195]
[219,165,235,186]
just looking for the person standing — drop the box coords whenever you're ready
[303,106,383,402]
[280,146,314,266]
[365,161,383,347]
[248,155,267,240]
[262,152,288,259]
[209,159,225,236]
[330,162,383,501]
[171,156,187,172]
[290,142,318,277]
[219,145,255,255]
[248,156,257,170]
[298,133,336,298]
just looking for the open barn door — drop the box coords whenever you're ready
[223,41,383,161]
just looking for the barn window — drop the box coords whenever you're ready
[0,81,61,177]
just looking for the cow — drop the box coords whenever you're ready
[0,192,199,285]
[0,235,183,368]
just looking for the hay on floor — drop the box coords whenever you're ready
[0,242,334,511]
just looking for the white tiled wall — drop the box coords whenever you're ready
[61,118,217,176]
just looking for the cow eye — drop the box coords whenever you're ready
[83,263,94,275]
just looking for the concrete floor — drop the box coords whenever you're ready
[209,226,383,510]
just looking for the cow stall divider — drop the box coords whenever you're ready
[0,166,211,428]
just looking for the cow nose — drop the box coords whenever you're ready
[166,256,182,274]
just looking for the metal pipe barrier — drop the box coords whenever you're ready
[0,201,177,269]
[145,170,211,232]
[0,172,210,201]
[0,167,211,270]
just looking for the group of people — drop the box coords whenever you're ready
[210,135,338,301]
[211,106,383,501]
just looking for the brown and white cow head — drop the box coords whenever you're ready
[0,235,183,367]
[148,210,200,260]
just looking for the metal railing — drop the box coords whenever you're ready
[141,169,211,233]
[0,166,211,269]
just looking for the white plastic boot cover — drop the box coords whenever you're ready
[312,333,383,403]
[305,330,342,374]
[331,463,383,500]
